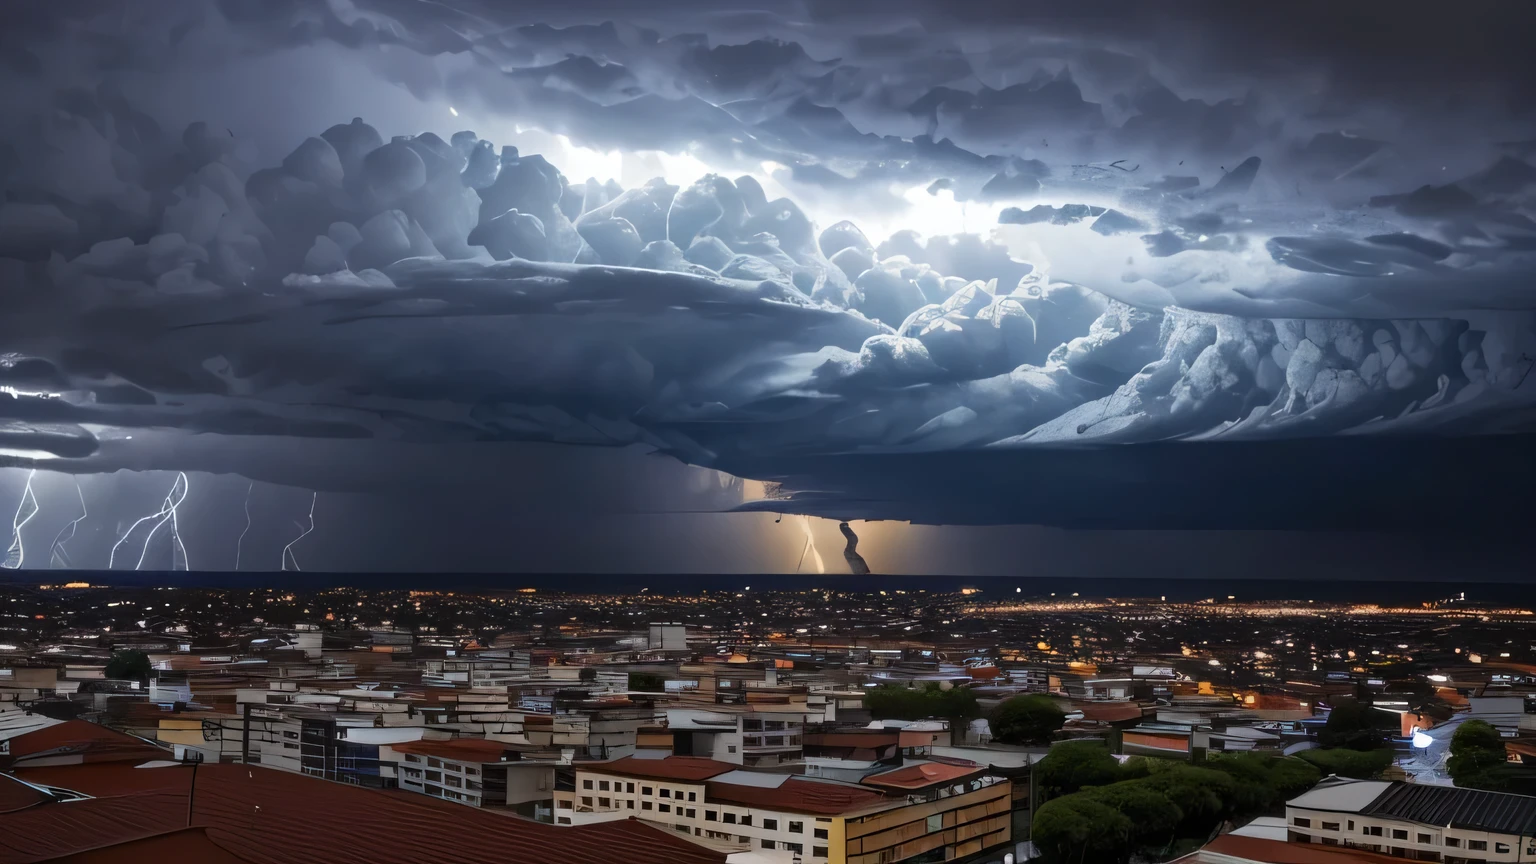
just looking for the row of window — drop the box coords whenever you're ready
[401,754,480,775]
[1294,818,1519,853]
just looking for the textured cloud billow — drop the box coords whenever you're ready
[2,0,1535,533]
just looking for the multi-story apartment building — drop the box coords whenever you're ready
[553,753,1012,864]
[1287,777,1536,863]
[386,738,555,815]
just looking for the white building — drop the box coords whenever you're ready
[386,738,554,814]
[1286,776,1536,862]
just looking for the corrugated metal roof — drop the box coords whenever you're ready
[1362,782,1536,836]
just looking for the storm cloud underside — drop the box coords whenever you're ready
[2,0,1535,554]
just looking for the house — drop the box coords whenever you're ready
[386,737,554,814]
[553,753,1011,864]
[1286,776,1536,862]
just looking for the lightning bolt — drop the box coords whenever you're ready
[281,492,317,571]
[49,478,87,569]
[3,470,39,570]
[109,472,190,571]
[794,515,825,574]
[235,481,253,571]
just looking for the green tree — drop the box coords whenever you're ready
[865,683,980,744]
[1204,753,1322,818]
[1136,765,1235,832]
[1319,699,1389,750]
[1031,795,1135,864]
[628,672,666,692]
[104,649,152,685]
[1448,720,1510,790]
[1296,747,1394,779]
[1035,740,1124,799]
[1083,781,1183,849]
[989,695,1067,745]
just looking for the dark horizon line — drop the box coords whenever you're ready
[3,570,1531,604]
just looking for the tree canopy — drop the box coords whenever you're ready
[104,649,152,684]
[1318,698,1391,750]
[628,672,666,692]
[865,683,980,723]
[989,694,1067,745]
[1034,741,1125,799]
[1296,747,1394,779]
[1448,720,1511,790]
[1029,752,1319,863]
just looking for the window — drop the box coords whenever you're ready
[724,813,737,824]
[428,758,442,769]
[814,828,828,840]
[763,819,778,831]
[405,754,422,764]
[739,836,750,844]
[688,792,697,802]
[659,803,671,814]
[599,780,610,791]
[1322,822,1339,831]
[1293,818,1312,828]
[465,767,478,776]
[814,847,828,858]
[1496,843,1511,854]
[426,771,442,783]
[789,821,803,834]
[1391,829,1407,840]
[558,817,571,825]
[1347,821,1355,831]
[686,809,696,818]
[1468,840,1487,852]
[1364,826,1383,837]
[785,843,803,854]
[583,779,593,790]
[626,783,634,793]
[1445,838,1460,848]
[660,789,671,798]
[642,801,653,811]
[727,745,737,754]
[1417,834,1431,844]
[760,840,775,850]
[598,797,610,808]
[625,801,634,809]
[705,811,718,822]
[581,796,593,807]
[741,816,753,827]
[642,786,653,796]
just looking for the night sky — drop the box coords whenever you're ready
[1,0,1533,577]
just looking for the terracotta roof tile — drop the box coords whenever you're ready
[386,739,511,763]
[595,756,737,782]
[0,774,50,815]
[0,763,725,864]
[1,721,166,767]
[705,777,887,816]
[1196,835,1414,864]
[862,762,985,791]
[34,827,254,864]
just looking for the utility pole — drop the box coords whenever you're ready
[185,752,202,827]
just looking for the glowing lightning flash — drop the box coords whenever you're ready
[281,492,318,571]
[109,473,190,571]
[49,479,88,569]
[235,482,254,571]
[3,470,40,570]
[794,515,826,574]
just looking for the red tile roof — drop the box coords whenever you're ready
[34,827,254,864]
[1072,702,1146,724]
[1190,835,1412,864]
[862,762,985,791]
[0,763,726,864]
[15,763,191,799]
[387,739,510,763]
[705,777,887,816]
[594,756,737,782]
[0,774,50,815]
[1,721,167,767]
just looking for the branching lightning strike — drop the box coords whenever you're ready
[235,481,254,571]
[281,492,318,571]
[108,472,190,570]
[49,478,88,569]
[3,470,39,570]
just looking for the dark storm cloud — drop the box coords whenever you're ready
[1,0,1534,559]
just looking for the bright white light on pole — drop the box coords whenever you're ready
[1412,731,1434,749]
